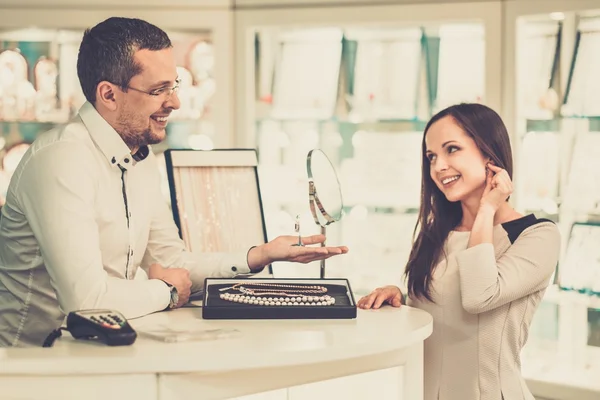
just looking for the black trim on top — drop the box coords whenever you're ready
[502,214,555,244]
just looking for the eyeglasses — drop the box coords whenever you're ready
[123,79,181,99]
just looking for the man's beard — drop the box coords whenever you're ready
[117,116,163,150]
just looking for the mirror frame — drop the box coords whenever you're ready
[306,149,344,227]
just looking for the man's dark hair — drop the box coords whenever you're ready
[77,17,172,104]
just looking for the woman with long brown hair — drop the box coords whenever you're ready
[358,103,560,400]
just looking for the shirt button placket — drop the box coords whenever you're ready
[127,214,135,280]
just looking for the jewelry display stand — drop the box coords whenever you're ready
[164,148,272,291]
[164,149,269,256]
[202,278,357,319]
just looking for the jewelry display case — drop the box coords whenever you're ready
[202,278,357,319]
[234,2,502,291]
[0,27,217,147]
[504,2,600,398]
[558,222,600,295]
[0,7,235,206]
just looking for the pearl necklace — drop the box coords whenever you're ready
[219,292,335,306]
[218,282,335,306]
[219,282,328,295]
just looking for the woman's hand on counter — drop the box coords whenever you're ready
[357,286,403,309]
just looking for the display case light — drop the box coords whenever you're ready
[549,12,565,21]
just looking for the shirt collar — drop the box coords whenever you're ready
[78,101,150,169]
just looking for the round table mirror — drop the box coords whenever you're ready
[306,149,343,278]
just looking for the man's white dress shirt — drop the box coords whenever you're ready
[0,102,251,347]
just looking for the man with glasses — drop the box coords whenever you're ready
[0,17,348,347]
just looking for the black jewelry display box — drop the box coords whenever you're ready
[202,278,357,320]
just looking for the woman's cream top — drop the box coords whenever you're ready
[407,214,561,400]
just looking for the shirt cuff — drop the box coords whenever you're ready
[222,250,253,276]
[148,278,171,311]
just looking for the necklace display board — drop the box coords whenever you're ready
[164,149,269,257]
[202,278,357,319]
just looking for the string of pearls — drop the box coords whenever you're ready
[219,292,336,307]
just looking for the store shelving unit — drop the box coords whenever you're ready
[504,1,600,398]
[234,1,502,288]
[0,4,235,204]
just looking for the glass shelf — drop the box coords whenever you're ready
[524,119,561,133]
[525,117,600,133]
[258,116,600,135]
[257,116,428,125]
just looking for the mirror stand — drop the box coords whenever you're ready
[308,177,333,278]
[319,225,326,278]
[306,149,344,280]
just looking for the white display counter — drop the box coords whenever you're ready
[0,305,433,400]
